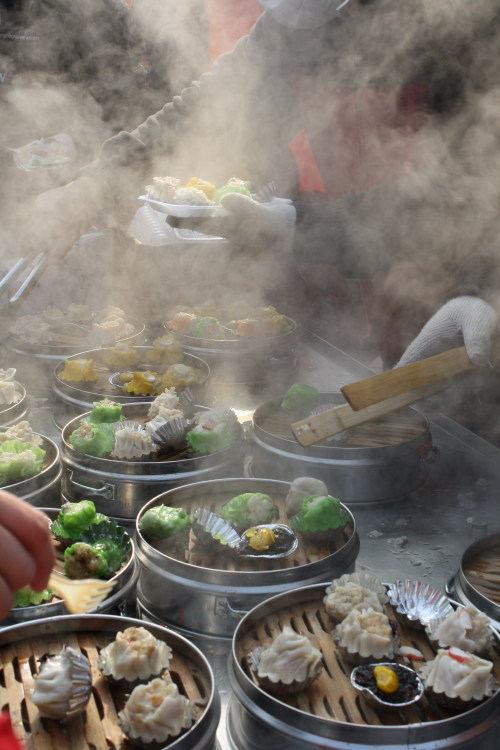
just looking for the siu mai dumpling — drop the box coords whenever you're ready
[118,678,194,745]
[98,626,172,687]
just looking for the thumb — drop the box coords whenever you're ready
[461,300,497,365]
[219,191,261,216]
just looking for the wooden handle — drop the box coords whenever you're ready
[340,346,473,412]
[291,381,444,447]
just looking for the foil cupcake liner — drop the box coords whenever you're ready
[148,416,189,449]
[386,579,453,630]
[33,646,92,721]
[350,662,424,711]
[191,508,241,549]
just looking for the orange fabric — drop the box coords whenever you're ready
[205,0,264,64]
[291,74,428,197]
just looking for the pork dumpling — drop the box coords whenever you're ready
[334,607,399,665]
[285,477,328,515]
[31,646,92,721]
[118,678,194,745]
[98,626,172,688]
[248,625,323,695]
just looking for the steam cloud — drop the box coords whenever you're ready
[1,0,500,375]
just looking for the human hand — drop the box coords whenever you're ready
[167,193,297,254]
[0,491,55,619]
[397,296,497,368]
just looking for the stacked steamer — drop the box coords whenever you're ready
[5,303,145,398]
[227,575,500,750]
[449,531,500,629]
[0,418,60,506]
[3,500,136,626]
[163,298,299,390]
[248,383,434,504]
[135,476,359,639]
[0,615,220,749]
[0,367,29,427]
[60,394,245,527]
[52,333,210,428]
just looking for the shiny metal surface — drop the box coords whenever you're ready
[248,391,432,503]
[60,403,245,519]
[135,477,359,638]
[0,381,29,427]
[1,430,61,506]
[52,346,210,427]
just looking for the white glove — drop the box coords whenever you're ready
[221,192,296,252]
[167,193,297,254]
[397,296,497,367]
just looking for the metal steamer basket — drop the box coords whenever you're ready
[0,429,61,506]
[248,392,434,504]
[60,404,245,522]
[5,316,146,397]
[0,614,221,750]
[162,316,299,385]
[52,345,210,428]
[227,583,500,750]
[135,478,359,639]
[448,532,500,630]
[0,381,29,427]
[0,509,137,627]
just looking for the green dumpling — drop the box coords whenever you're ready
[281,383,319,411]
[51,499,105,541]
[139,505,191,539]
[69,422,115,457]
[13,586,54,607]
[89,399,123,424]
[189,316,227,339]
[0,439,46,485]
[219,492,277,528]
[291,495,349,533]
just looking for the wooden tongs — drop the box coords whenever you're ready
[291,346,478,447]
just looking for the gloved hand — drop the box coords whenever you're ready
[397,296,497,368]
[167,193,297,254]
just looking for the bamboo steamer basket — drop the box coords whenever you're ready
[0,508,137,627]
[0,614,220,750]
[60,403,245,522]
[248,392,435,504]
[227,583,500,750]
[135,477,359,639]
[52,345,210,428]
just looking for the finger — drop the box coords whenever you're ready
[0,525,36,591]
[0,576,13,620]
[166,215,234,238]
[0,492,54,590]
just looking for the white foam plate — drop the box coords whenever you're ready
[138,195,229,218]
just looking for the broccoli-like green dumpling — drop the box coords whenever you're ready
[291,495,349,533]
[51,499,105,541]
[64,542,111,579]
[13,586,54,608]
[79,520,131,573]
[281,383,319,412]
[139,505,190,539]
[0,439,46,485]
[89,399,123,424]
[219,492,277,529]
